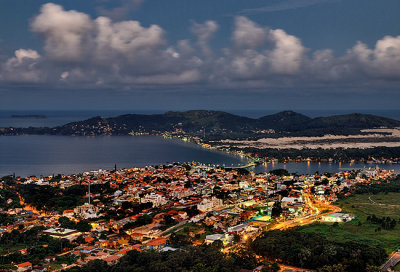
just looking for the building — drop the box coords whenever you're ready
[227,224,248,234]
[321,213,354,223]
[42,228,81,240]
[205,233,233,246]
[144,237,167,251]
[141,193,167,207]
[74,203,99,219]
[16,262,32,272]
[197,197,223,212]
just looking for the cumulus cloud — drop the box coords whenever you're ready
[190,20,219,58]
[218,17,305,79]
[31,3,93,61]
[350,35,400,78]
[232,16,267,49]
[0,4,399,91]
[268,29,305,74]
[94,17,165,61]
[1,49,43,82]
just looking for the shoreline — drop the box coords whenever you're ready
[1,133,400,178]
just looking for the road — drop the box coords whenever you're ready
[382,251,400,271]
[159,220,188,237]
[270,187,341,231]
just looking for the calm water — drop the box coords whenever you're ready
[1,135,399,177]
[1,110,400,177]
[0,135,248,177]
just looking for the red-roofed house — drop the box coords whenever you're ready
[16,261,32,271]
[103,255,121,265]
[144,237,167,251]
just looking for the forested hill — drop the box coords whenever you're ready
[1,110,400,138]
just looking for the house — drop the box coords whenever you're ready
[103,255,121,265]
[81,246,96,254]
[62,209,75,218]
[44,256,56,263]
[144,237,167,250]
[32,265,47,272]
[84,236,95,244]
[16,262,32,272]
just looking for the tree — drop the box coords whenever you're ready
[59,217,76,229]
[262,262,280,272]
[212,240,223,249]
[271,201,282,218]
[318,264,347,272]
[76,221,92,232]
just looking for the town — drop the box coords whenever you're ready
[0,163,396,272]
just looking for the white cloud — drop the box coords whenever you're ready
[94,16,165,62]
[190,20,219,58]
[232,16,267,49]
[219,18,305,79]
[0,5,399,91]
[350,35,400,78]
[31,3,93,61]
[267,29,305,74]
[1,49,43,82]
[14,49,40,63]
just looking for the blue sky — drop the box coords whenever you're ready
[0,0,399,110]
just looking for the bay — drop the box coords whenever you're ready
[1,135,400,178]
[0,135,249,177]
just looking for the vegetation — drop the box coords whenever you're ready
[0,187,21,209]
[2,110,400,139]
[238,146,400,162]
[302,191,400,253]
[16,184,86,212]
[251,229,386,271]
[58,217,92,232]
[0,213,16,226]
[65,245,262,272]
[0,226,73,265]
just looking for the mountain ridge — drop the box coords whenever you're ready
[1,110,400,138]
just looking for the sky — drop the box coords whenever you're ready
[0,0,399,111]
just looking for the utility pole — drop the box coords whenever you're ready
[88,180,91,205]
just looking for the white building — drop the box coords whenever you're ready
[321,213,354,223]
[205,233,233,246]
[74,203,99,219]
[197,197,223,212]
[141,193,167,207]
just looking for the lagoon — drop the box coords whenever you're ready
[1,135,399,177]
